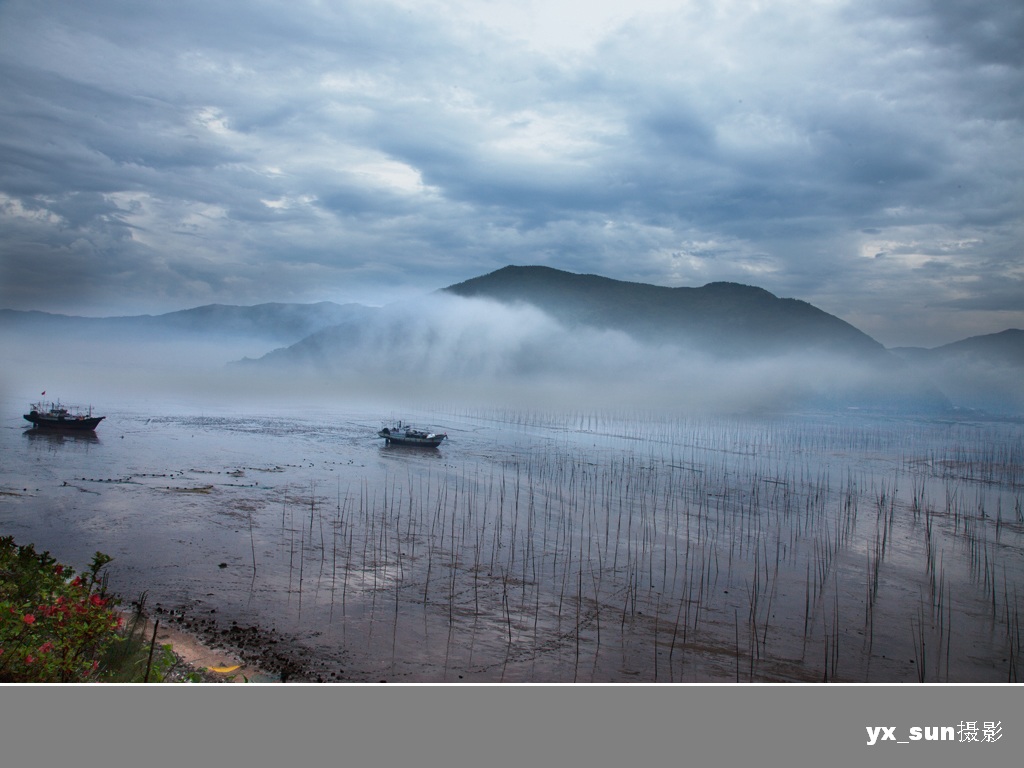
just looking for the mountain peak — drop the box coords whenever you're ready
[443,265,883,358]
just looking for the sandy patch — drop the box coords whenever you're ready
[147,619,271,683]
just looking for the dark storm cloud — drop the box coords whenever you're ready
[898,0,1024,69]
[0,0,1021,346]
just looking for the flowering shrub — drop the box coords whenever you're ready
[0,536,126,683]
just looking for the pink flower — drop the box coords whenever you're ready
[38,641,54,654]
[89,594,106,607]
[24,654,35,665]
[22,614,36,625]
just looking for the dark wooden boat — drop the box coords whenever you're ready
[24,400,105,431]
[377,421,447,447]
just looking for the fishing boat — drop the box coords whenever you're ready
[24,400,105,431]
[377,421,447,447]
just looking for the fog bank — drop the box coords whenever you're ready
[235,295,948,414]
[2,294,965,416]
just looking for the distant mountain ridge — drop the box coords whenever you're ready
[443,265,887,359]
[891,329,1024,366]
[0,302,363,344]
[889,329,1024,415]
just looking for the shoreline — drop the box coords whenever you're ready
[144,618,276,684]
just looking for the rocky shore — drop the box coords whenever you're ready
[147,602,336,683]
[150,618,267,683]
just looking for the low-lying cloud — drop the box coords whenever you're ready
[11,294,1012,417]
[237,295,947,413]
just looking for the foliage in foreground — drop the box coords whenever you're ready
[0,536,179,683]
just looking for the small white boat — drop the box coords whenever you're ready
[377,421,447,447]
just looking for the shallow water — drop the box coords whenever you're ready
[2,395,1022,682]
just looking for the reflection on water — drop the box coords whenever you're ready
[2,397,1022,683]
[378,443,444,457]
[23,428,101,447]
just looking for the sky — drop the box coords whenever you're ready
[0,0,1022,348]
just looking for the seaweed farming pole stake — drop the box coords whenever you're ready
[248,507,257,574]
[734,608,740,683]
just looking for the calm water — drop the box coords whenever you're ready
[2,394,1022,682]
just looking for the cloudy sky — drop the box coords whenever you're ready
[1,0,1021,347]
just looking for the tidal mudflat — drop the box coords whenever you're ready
[2,396,1021,682]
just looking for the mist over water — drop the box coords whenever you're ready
[217,293,946,415]
[2,292,993,417]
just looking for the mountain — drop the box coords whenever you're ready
[889,329,1024,416]
[136,302,367,341]
[891,329,1024,367]
[442,265,887,359]
[0,302,363,345]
